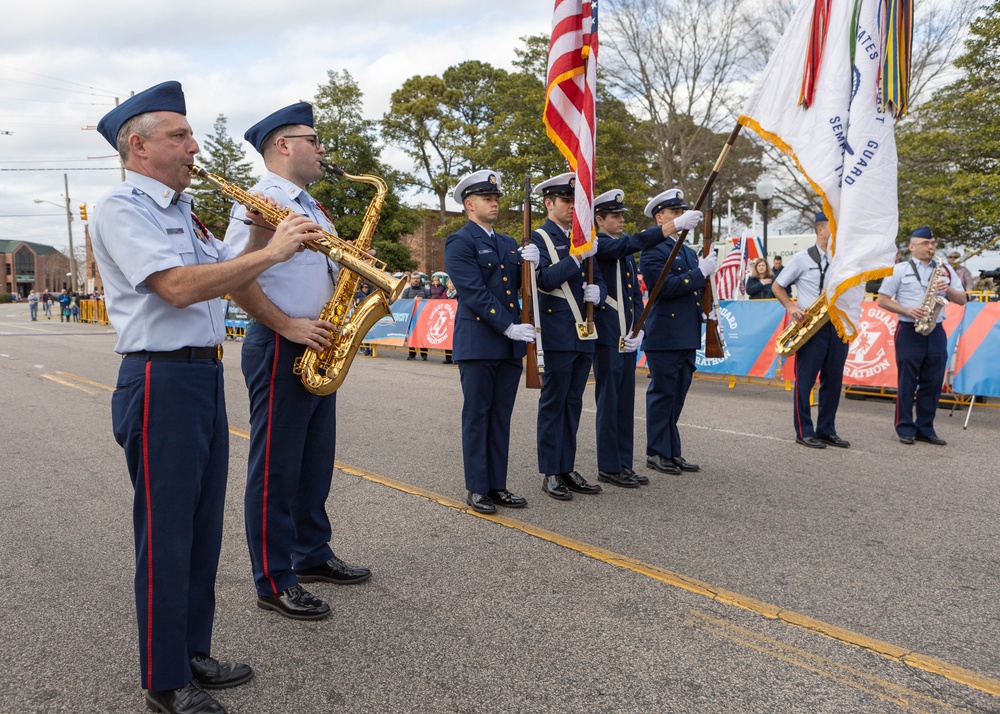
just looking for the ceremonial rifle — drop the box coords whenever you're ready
[630,123,743,339]
[702,187,725,359]
[522,173,543,389]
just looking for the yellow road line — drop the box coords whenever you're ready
[174,410,1000,700]
[681,609,961,713]
[57,371,114,391]
[41,374,96,395]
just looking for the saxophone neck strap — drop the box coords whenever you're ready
[908,258,936,287]
[807,245,828,290]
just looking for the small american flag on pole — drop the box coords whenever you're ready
[715,233,750,301]
[543,0,598,258]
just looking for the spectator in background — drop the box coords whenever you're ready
[745,258,775,299]
[947,251,975,292]
[58,290,71,322]
[353,281,372,306]
[771,255,784,278]
[400,272,430,360]
[429,276,447,299]
[442,278,457,364]
[42,291,53,319]
[28,290,39,321]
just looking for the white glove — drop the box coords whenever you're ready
[519,243,540,264]
[702,310,718,322]
[623,329,644,353]
[574,236,599,265]
[503,323,536,342]
[673,210,703,232]
[582,283,601,304]
[698,253,718,277]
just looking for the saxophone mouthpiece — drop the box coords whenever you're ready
[189,165,206,178]
[321,161,345,178]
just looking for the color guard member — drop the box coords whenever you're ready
[93,81,317,714]
[638,189,711,474]
[591,189,691,487]
[444,169,537,513]
[531,173,606,500]
[771,212,851,450]
[227,102,371,623]
[877,226,966,445]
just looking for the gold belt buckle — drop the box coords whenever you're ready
[216,344,224,360]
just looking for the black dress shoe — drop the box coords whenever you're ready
[795,436,827,449]
[899,435,915,445]
[561,471,602,494]
[256,585,330,620]
[296,554,371,585]
[817,434,851,448]
[466,491,497,514]
[622,466,649,485]
[190,654,253,689]
[597,470,640,488]
[487,489,527,508]
[646,455,681,474]
[542,474,572,500]
[916,433,947,445]
[669,456,701,472]
[146,682,226,714]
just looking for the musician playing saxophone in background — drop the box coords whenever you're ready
[771,212,852,450]
[227,102,371,624]
[876,226,967,446]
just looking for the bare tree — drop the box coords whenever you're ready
[602,0,762,189]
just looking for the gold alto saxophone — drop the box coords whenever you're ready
[914,261,948,335]
[775,295,830,357]
[190,165,405,394]
[291,161,406,395]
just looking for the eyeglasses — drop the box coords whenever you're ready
[280,134,322,148]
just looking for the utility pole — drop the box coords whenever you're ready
[63,173,77,293]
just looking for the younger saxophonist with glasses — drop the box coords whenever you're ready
[227,102,370,623]
[877,226,966,445]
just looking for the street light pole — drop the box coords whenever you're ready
[63,173,77,293]
[755,177,775,262]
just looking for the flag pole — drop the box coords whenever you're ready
[630,122,744,339]
[522,173,543,389]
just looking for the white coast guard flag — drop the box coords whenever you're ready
[739,0,902,340]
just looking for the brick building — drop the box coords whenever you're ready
[0,240,71,297]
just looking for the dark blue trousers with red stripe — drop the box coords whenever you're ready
[593,344,637,473]
[792,321,849,439]
[112,355,228,691]
[242,323,336,598]
[894,321,948,438]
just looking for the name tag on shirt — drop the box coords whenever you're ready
[166,228,185,235]
[478,249,494,255]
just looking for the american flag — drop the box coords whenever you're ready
[543,0,598,258]
[715,233,750,300]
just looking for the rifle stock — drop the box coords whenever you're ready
[522,173,542,389]
[702,189,725,359]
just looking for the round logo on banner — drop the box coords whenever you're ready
[845,307,894,380]
[426,302,456,346]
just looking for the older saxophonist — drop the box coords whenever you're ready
[227,102,371,624]
[877,226,966,445]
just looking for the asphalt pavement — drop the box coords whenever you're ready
[2,301,999,714]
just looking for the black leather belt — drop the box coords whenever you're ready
[124,345,223,361]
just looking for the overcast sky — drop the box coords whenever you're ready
[3,0,997,274]
[0,0,553,253]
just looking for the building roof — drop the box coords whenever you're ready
[0,240,63,256]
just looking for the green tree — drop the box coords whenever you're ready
[189,114,257,239]
[310,70,420,272]
[897,2,1000,248]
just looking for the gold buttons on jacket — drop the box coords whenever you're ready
[503,277,508,282]
[506,290,511,295]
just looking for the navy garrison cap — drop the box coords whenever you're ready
[453,169,502,204]
[911,226,933,239]
[534,172,576,198]
[644,188,687,218]
[97,81,186,148]
[815,211,829,224]
[594,189,626,214]
[244,101,314,154]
